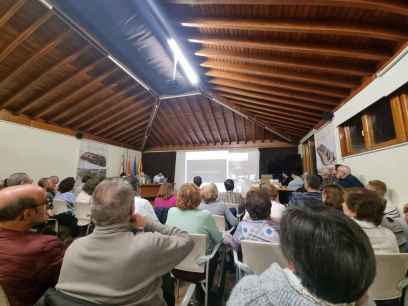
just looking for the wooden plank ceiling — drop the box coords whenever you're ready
[163,0,408,142]
[1,0,408,150]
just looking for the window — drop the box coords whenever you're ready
[339,82,408,156]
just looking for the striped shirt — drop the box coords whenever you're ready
[382,201,407,246]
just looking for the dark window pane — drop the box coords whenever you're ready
[367,98,396,144]
[348,115,365,151]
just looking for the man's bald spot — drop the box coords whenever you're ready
[0,185,46,210]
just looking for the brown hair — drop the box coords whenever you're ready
[157,183,174,200]
[177,183,201,210]
[261,183,279,201]
[367,180,387,198]
[345,189,385,226]
[200,183,218,203]
[246,189,271,220]
[323,184,344,210]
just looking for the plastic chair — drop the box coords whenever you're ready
[51,199,69,216]
[369,253,408,302]
[0,285,10,306]
[212,215,225,232]
[173,234,221,306]
[75,201,91,226]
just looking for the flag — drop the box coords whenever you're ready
[138,159,143,176]
[132,158,137,177]
[127,158,131,176]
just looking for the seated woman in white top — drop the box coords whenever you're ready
[342,188,399,253]
[76,177,102,204]
[198,183,238,227]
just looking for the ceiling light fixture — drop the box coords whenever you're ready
[38,0,53,10]
[167,38,199,86]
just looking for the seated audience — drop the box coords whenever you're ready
[336,165,364,188]
[367,179,407,250]
[199,183,238,227]
[218,179,244,208]
[48,175,59,193]
[289,175,322,207]
[318,165,336,186]
[227,206,376,306]
[193,176,202,187]
[287,169,303,191]
[38,177,55,208]
[154,183,177,208]
[125,176,159,222]
[53,178,193,305]
[228,189,279,250]
[74,175,91,195]
[322,184,344,211]
[166,183,222,249]
[0,185,65,306]
[76,177,102,204]
[6,172,33,186]
[343,188,399,253]
[54,177,76,214]
[404,203,408,225]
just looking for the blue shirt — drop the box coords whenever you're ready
[55,191,76,213]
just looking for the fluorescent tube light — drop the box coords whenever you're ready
[108,55,150,91]
[167,38,199,86]
[38,0,53,10]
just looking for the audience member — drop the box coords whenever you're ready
[166,183,222,249]
[0,179,4,191]
[343,188,399,253]
[6,172,33,186]
[228,189,279,250]
[125,176,159,222]
[336,165,364,188]
[0,185,65,306]
[199,183,238,227]
[38,177,55,208]
[193,176,202,187]
[54,177,76,214]
[52,178,193,305]
[76,177,102,204]
[318,166,336,186]
[287,169,303,191]
[289,175,322,208]
[227,206,376,306]
[404,204,408,225]
[48,176,59,193]
[322,184,344,211]
[367,180,407,250]
[154,183,177,208]
[262,183,286,223]
[74,175,91,195]
[218,179,244,209]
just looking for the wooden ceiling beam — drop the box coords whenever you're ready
[207,70,349,99]
[196,49,372,77]
[173,102,201,144]
[38,68,119,119]
[201,61,358,89]
[252,121,256,143]
[207,100,223,144]
[155,115,178,145]
[149,121,169,147]
[157,110,187,145]
[231,112,239,143]
[76,92,148,129]
[196,99,217,144]
[185,100,210,145]
[140,97,161,151]
[247,109,313,128]
[220,106,232,144]
[4,46,93,110]
[147,129,161,147]
[0,11,53,64]
[189,37,390,61]
[219,93,322,118]
[0,0,26,28]
[170,1,408,17]
[182,18,408,41]
[53,76,130,123]
[165,103,195,145]
[114,121,150,142]
[242,118,247,144]
[211,82,333,111]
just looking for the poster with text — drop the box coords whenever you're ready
[77,140,108,179]
[314,122,337,170]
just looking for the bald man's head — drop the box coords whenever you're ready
[0,185,47,222]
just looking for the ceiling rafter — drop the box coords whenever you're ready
[247,109,313,128]
[219,93,322,118]
[201,61,358,89]
[207,70,349,98]
[182,18,408,41]
[252,121,256,143]
[220,106,232,144]
[37,67,119,119]
[189,37,390,61]
[141,97,161,151]
[114,120,151,142]
[3,46,93,110]
[211,82,332,111]
[242,118,247,144]
[150,121,169,146]
[231,112,239,143]
[184,100,210,145]
[173,102,201,144]
[155,115,178,145]
[157,109,187,145]
[0,11,53,64]
[196,100,217,144]
[169,0,408,17]
[0,0,26,28]
[165,103,195,145]
[196,49,373,77]
[207,99,223,144]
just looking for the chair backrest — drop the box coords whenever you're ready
[241,240,287,274]
[369,253,408,300]
[0,285,10,306]
[175,234,208,273]
[225,202,239,210]
[212,215,225,232]
[75,201,91,226]
[52,199,68,215]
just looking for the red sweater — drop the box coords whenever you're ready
[0,229,65,306]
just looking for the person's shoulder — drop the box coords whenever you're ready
[227,274,266,306]
[35,234,65,253]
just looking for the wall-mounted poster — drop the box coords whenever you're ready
[314,122,337,170]
[77,140,108,179]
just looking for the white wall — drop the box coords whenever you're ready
[0,120,141,183]
[304,49,408,210]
